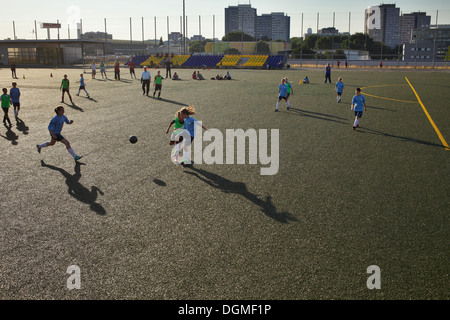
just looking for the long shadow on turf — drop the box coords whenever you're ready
[184,166,297,224]
[40,160,106,215]
[63,102,84,112]
[146,96,189,107]
[0,127,19,145]
[16,118,30,135]
[289,107,348,124]
[357,127,445,149]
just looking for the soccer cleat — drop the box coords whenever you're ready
[352,126,356,130]
[274,109,279,112]
[74,155,83,161]
[286,106,290,111]
[36,145,41,153]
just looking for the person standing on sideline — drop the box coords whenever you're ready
[345,60,348,69]
[335,77,344,103]
[10,82,21,120]
[324,63,332,84]
[1,88,12,127]
[165,58,172,79]
[100,61,107,79]
[380,60,383,68]
[337,60,340,68]
[275,78,289,112]
[128,59,137,79]
[60,74,73,104]
[76,74,90,98]
[351,88,366,130]
[11,63,17,79]
[36,106,82,161]
[114,61,120,81]
[153,71,164,99]
[141,66,151,96]
[90,62,96,79]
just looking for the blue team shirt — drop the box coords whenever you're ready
[183,116,198,137]
[279,84,288,97]
[325,66,331,75]
[336,82,344,93]
[352,95,366,112]
[10,87,20,103]
[48,115,70,134]
[79,77,85,86]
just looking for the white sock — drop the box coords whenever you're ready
[354,119,359,126]
[14,110,18,117]
[286,101,290,108]
[276,101,280,110]
[67,148,77,158]
[38,142,48,148]
[183,150,191,163]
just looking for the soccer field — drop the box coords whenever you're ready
[0,66,448,300]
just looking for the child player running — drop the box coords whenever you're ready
[177,106,208,165]
[36,106,82,161]
[285,77,294,107]
[335,77,344,103]
[165,107,186,163]
[76,74,90,98]
[60,74,73,104]
[1,88,12,128]
[275,78,289,112]
[10,82,21,120]
[351,88,366,130]
[153,71,164,99]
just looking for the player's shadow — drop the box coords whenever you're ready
[289,107,348,124]
[366,105,397,112]
[357,127,445,148]
[79,95,98,103]
[63,101,84,112]
[184,167,297,224]
[40,160,106,215]
[0,127,19,145]
[15,118,29,135]
[147,96,189,107]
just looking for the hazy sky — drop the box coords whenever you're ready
[2,0,449,40]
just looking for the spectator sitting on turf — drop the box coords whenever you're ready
[172,72,180,80]
[192,71,197,80]
[197,71,205,80]
[216,74,224,80]
[224,71,231,80]
[303,76,310,84]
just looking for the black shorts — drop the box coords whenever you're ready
[354,111,363,118]
[155,84,162,91]
[13,102,20,107]
[62,88,70,93]
[2,107,9,114]
[51,133,65,141]
[79,86,85,90]
[278,96,287,101]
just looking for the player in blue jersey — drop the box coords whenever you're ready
[10,82,21,120]
[178,106,208,165]
[36,106,82,161]
[335,77,344,103]
[275,78,289,112]
[76,74,90,98]
[351,88,366,130]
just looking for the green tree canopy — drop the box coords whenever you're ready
[222,32,255,42]
[256,40,270,54]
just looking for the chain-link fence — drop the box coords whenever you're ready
[1,9,449,67]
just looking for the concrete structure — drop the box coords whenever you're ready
[365,4,400,48]
[400,12,431,44]
[225,4,290,42]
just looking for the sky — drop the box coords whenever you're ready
[2,0,450,40]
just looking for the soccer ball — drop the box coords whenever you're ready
[129,135,138,144]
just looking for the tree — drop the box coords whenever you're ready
[224,48,240,54]
[290,37,303,51]
[222,32,254,42]
[159,37,164,46]
[256,40,270,54]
